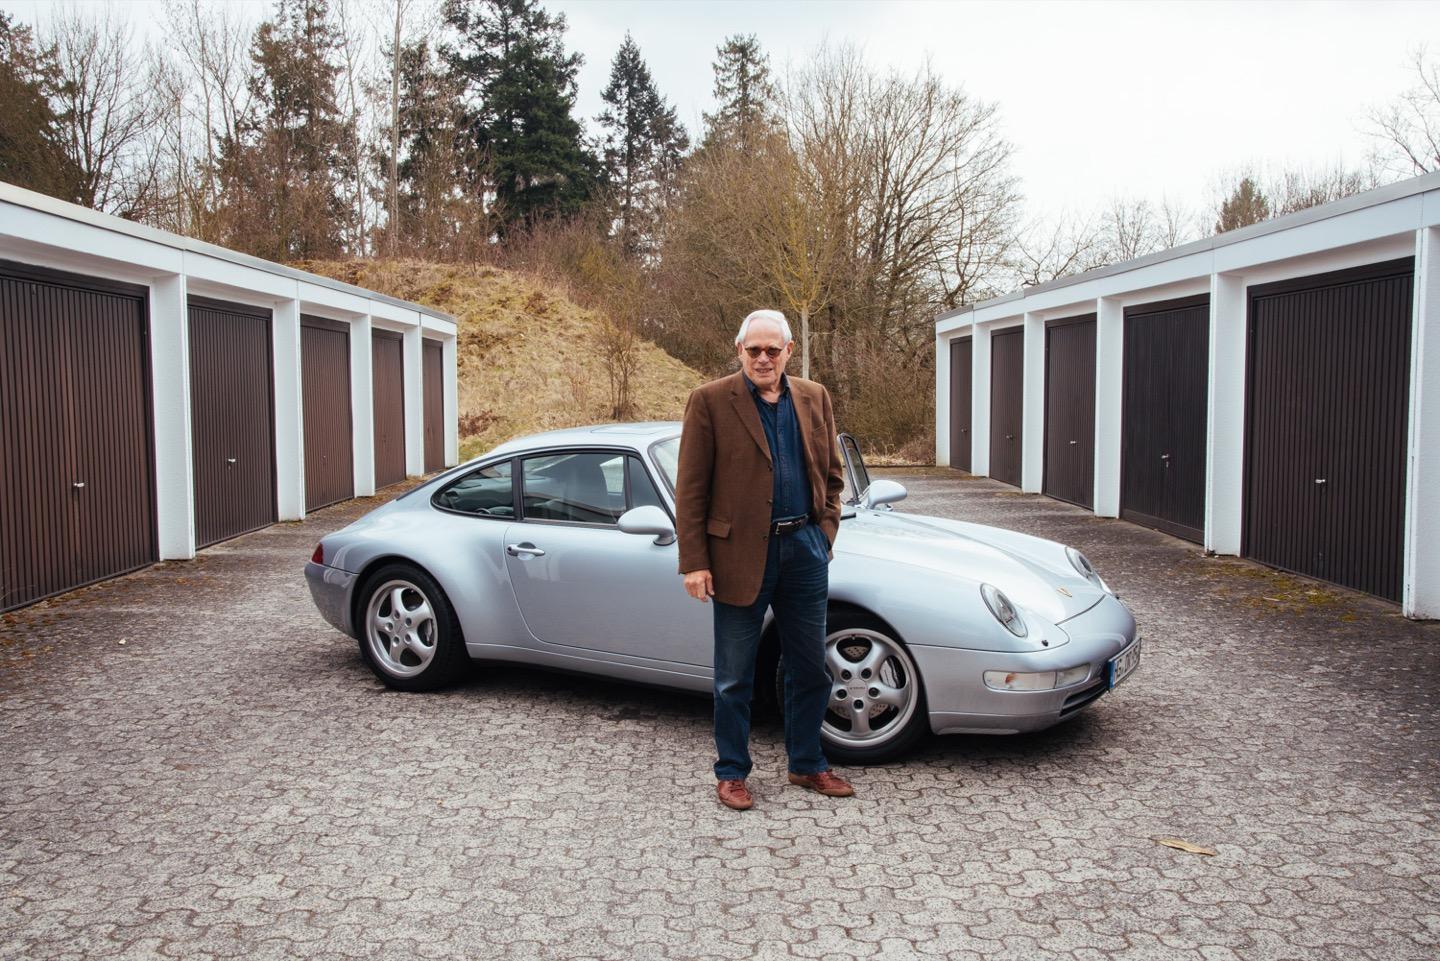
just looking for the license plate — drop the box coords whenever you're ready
[1107,638,1141,690]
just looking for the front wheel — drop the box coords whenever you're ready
[357,563,468,691]
[777,611,929,764]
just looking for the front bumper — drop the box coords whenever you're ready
[915,594,1139,735]
[305,561,358,637]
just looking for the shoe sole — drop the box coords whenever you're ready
[787,773,854,797]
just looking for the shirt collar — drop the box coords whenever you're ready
[743,372,790,398]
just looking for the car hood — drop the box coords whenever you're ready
[834,509,1108,624]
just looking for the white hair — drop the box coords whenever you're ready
[734,309,793,346]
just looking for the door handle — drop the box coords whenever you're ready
[227,457,237,465]
[1005,434,1014,440]
[72,481,86,490]
[506,543,546,557]
[960,428,968,434]
[1161,453,1171,460]
[1313,478,1327,486]
[1069,440,1078,446]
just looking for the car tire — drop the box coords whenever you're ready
[776,610,929,764]
[356,563,468,692]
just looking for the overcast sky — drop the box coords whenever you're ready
[5,0,1436,228]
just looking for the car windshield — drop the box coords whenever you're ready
[651,436,680,492]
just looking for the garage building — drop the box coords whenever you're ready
[0,182,459,613]
[934,170,1440,618]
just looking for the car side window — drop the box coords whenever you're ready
[434,461,514,517]
[522,452,626,525]
[627,457,665,511]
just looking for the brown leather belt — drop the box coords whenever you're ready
[770,516,809,536]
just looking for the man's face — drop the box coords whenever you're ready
[738,319,792,392]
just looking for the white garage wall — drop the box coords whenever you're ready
[935,170,1440,618]
[0,181,461,563]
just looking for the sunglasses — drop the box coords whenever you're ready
[743,345,785,359]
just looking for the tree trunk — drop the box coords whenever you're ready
[800,303,810,379]
[388,1,401,256]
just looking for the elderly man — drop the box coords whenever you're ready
[675,309,855,811]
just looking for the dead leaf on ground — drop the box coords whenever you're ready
[1154,836,1217,856]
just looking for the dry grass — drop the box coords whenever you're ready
[299,259,704,460]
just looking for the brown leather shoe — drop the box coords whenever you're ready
[716,779,754,810]
[788,770,855,797]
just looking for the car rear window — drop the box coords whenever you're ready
[433,461,514,517]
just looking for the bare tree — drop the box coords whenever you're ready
[1267,162,1377,215]
[1100,196,1161,263]
[1006,213,1105,289]
[1369,47,1440,177]
[45,4,165,215]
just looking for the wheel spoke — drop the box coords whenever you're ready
[389,586,408,618]
[856,643,888,677]
[824,643,850,679]
[404,630,433,661]
[849,702,873,735]
[871,682,907,710]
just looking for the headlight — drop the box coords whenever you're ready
[979,583,1027,637]
[984,666,1090,691]
[1066,547,1110,592]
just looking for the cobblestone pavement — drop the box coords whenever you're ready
[3,471,1438,961]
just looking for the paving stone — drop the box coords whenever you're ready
[2,472,1438,959]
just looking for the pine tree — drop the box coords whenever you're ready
[702,34,776,150]
[1214,176,1271,234]
[0,13,80,201]
[443,0,596,236]
[596,32,688,258]
[217,0,353,260]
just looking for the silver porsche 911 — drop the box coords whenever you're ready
[304,422,1140,763]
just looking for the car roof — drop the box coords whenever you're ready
[484,421,681,458]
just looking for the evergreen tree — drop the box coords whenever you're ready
[702,34,776,149]
[443,0,596,236]
[596,32,688,258]
[1214,176,1271,234]
[0,13,80,201]
[217,0,353,260]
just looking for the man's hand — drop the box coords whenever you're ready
[684,569,715,602]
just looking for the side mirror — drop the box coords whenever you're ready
[860,479,907,510]
[618,505,676,546]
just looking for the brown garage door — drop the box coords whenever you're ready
[949,337,972,471]
[1,260,156,612]
[423,339,444,472]
[989,328,1024,487]
[1244,258,1414,601]
[302,315,354,511]
[372,329,406,488]
[1122,295,1209,543]
[189,296,276,548]
[1043,315,1096,509]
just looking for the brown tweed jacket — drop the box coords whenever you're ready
[674,371,845,606]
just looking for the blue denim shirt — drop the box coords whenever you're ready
[745,374,829,561]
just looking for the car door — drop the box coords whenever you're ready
[502,449,712,666]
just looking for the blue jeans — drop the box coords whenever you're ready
[712,526,831,781]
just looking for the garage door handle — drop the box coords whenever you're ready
[1314,478,1327,485]
[1005,434,1014,440]
[72,481,86,490]
[1069,440,1078,445]
[960,428,968,434]
[227,458,237,465]
[506,543,545,558]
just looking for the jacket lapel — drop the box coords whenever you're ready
[791,379,814,453]
[729,372,772,463]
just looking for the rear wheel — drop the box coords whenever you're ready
[776,611,929,764]
[357,563,468,691]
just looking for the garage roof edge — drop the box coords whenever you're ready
[0,180,457,326]
[936,168,1440,325]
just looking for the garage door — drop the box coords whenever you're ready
[1043,314,1096,509]
[372,330,406,489]
[423,339,444,472]
[949,337,972,471]
[1,260,156,612]
[1121,296,1209,543]
[189,296,276,548]
[989,328,1024,487]
[301,315,354,511]
[1245,258,1414,601]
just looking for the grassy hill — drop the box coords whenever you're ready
[299,259,704,461]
